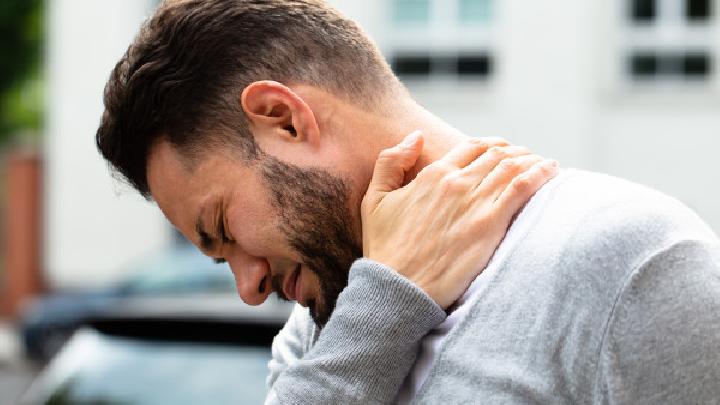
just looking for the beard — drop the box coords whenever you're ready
[259,154,362,327]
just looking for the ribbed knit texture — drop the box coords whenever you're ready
[269,259,445,404]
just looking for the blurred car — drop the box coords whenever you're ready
[21,312,287,404]
[19,246,293,362]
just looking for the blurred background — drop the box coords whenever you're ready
[0,0,718,403]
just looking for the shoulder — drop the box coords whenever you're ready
[505,169,719,316]
[558,170,713,235]
[595,239,720,402]
[545,169,718,267]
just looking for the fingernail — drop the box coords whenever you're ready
[400,130,422,148]
[544,159,559,170]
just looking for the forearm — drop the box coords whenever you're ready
[267,259,446,404]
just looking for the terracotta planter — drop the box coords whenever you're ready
[2,149,44,319]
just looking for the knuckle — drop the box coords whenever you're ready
[479,137,509,147]
[487,146,509,159]
[417,166,439,183]
[428,161,452,177]
[445,171,466,184]
[466,138,488,149]
[499,157,521,171]
[422,164,441,179]
[539,161,557,176]
[500,157,531,175]
[438,177,455,193]
[510,176,533,193]
[470,213,492,230]
[440,172,468,193]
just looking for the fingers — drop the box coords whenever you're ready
[492,159,559,221]
[478,154,545,201]
[462,145,532,182]
[439,137,510,168]
[363,130,424,211]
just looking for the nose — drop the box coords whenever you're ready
[226,250,272,306]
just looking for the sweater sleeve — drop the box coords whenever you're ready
[596,240,720,404]
[266,303,317,389]
[266,258,446,405]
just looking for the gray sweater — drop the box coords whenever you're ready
[266,170,720,404]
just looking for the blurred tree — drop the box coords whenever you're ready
[0,0,44,143]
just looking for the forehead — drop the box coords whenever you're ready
[146,141,236,237]
[147,140,289,258]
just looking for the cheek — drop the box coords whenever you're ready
[226,201,293,258]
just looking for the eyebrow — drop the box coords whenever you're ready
[195,217,214,252]
[195,200,227,264]
[195,200,219,252]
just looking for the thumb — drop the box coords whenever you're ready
[364,130,424,209]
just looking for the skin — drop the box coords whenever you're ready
[147,80,557,321]
[362,134,557,309]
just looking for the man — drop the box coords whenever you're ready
[96,0,720,403]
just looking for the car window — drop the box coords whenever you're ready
[127,270,235,295]
[26,329,271,404]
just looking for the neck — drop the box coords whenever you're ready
[294,84,469,185]
[310,87,471,191]
[374,100,469,185]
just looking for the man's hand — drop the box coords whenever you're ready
[362,131,559,309]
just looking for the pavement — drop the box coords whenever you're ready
[0,320,37,405]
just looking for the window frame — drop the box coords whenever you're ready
[619,0,717,87]
[387,0,497,83]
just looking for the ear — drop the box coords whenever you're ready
[240,80,320,147]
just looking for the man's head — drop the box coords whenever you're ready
[96,0,411,326]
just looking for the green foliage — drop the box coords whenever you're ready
[0,0,44,143]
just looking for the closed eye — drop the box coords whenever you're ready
[217,203,233,244]
[213,257,227,264]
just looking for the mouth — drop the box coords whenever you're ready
[282,264,302,303]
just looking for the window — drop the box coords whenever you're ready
[630,0,657,23]
[682,52,711,77]
[623,0,715,84]
[630,52,659,78]
[389,0,495,82]
[393,0,431,25]
[393,54,432,76]
[459,0,493,25]
[392,53,493,79]
[686,0,712,21]
[457,54,492,76]
[628,51,712,80]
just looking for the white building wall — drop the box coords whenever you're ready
[332,0,720,235]
[46,0,171,289]
[594,0,720,234]
[598,105,720,234]
[46,0,720,288]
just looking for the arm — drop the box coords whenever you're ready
[267,259,445,404]
[596,240,720,403]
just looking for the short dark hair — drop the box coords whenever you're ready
[96,0,399,198]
